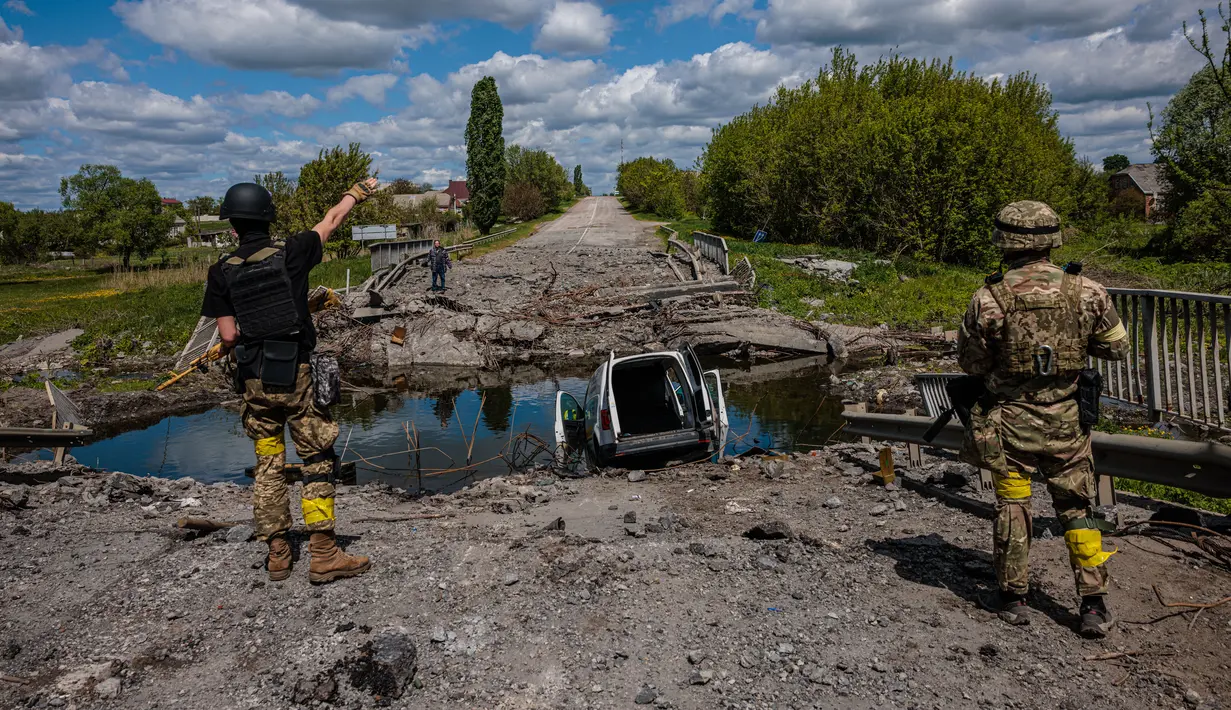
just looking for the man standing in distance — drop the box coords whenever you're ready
[201,177,378,583]
[957,200,1129,637]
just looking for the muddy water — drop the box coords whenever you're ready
[37,359,848,493]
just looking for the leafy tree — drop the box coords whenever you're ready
[573,165,589,197]
[388,178,423,195]
[618,157,686,219]
[59,164,175,267]
[502,181,547,221]
[1149,4,1231,257]
[0,202,22,264]
[186,195,218,216]
[294,143,375,257]
[701,50,1086,265]
[254,170,299,240]
[1102,154,1130,173]
[505,145,572,211]
[465,76,506,234]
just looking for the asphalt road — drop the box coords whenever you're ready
[526,196,659,252]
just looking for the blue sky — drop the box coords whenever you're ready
[0,0,1216,209]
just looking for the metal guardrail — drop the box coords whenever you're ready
[691,232,730,275]
[840,411,1231,499]
[462,227,516,248]
[731,255,756,290]
[1099,288,1231,431]
[370,239,435,271]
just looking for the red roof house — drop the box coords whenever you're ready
[443,180,469,205]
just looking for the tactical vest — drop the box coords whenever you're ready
[986,270,1086,379]
[220,243,301,343]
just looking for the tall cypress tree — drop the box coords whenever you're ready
[465,76,505,234]
[573,164,585,197]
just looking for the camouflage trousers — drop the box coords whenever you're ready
[241,363,340,541]
[985,398,1110,598]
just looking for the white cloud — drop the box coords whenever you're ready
[288,0,553,28]
[113,0,411,73]
[237,90,323,117]
[3,0,33,16]
[655,0,755,29]
[325,73,401,106]
[65,82,230,144]
[975,28,1200,104]
[534,1,615,55]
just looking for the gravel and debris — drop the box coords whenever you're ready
[1,446,1227,709]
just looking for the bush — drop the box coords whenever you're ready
[701,49,1090,265]
[506,145,572,212]
[617,157,687,219]
[502,182,547,222]
[1169,189,1231,261]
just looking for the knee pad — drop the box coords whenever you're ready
[301,447,338,485]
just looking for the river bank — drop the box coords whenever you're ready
[1,449,1227,709]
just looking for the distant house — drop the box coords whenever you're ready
[172,214,221,238]
[392,190,461,214]
[1111,164,1168,220]
[187,228,236,249]
[443,180,469,209]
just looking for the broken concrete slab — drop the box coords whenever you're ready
[385,330,485,368]
[671,315,830,356]
[352,307,388,324]
[497,321,546,343]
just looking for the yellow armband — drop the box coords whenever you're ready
[1093,322,1127,343]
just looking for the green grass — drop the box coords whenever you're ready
[630,208,1230,331]
[92,376,162,393]
[0,254,377,365]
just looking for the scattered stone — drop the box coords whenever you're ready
[763,460,785,479]
[870,504,890,516]
[689,542,718,558]
[335,621,356,633]
[978,644,999,658]
[644,522,664,534]
[95,677,121,700]
[627,470,647,483]
[1,642,19,660]
[823,496,843,509]
[893,500,908,512]
[347,626,418,700]
[778,643,795,654]
[1184,690,1202,707]
[608,505,619,510]
[591,684,603,693]
[744,520,794,540]
[689,670,714,686]
[755,556,779,571]
[624,511,638,524]
[635,686,658,704]
[430,629,447,644]
[225,524,254,544]
[687,650,706,665]
[503,574,520,587]
[56,661,116,696]
[491,499,526,514]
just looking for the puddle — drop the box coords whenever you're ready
[26,359,850,493]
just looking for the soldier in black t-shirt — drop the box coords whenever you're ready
[203,177,377,584]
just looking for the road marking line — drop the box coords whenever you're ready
[566,198,600,255]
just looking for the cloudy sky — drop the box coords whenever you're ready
[0,0,1217,209]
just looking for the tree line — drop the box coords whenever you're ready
[616,6,1231,267]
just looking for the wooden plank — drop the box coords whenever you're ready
[391,326,406,346]
[0,427,94,448]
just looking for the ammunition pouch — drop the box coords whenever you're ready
[961,400,1007,473]
[310,353,341,408]
[232,340,300,391]
[1077,368,1102,433]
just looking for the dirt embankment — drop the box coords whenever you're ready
[1,449,1227,709]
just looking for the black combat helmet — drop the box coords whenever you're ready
[219,182,276,222]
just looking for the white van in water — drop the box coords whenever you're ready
[554,344,730,469]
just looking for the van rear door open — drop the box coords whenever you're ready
[677,343,712,424]
[604,350,622,440]
[703,370,729,455]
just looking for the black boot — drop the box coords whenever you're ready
[1079,596,1114,638]
[980,590,1031,626]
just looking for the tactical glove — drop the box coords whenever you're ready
[344,181,376,204]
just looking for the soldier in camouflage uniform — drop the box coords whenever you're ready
[203,178,379,584]
[957,201,1130,637]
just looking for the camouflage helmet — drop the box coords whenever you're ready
[992,200,1062,251]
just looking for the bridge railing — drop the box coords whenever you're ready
[1099,288,1231,432]
[691,232,730,275]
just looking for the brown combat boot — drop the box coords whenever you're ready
[308,532,371,584]
[267,535,292,582]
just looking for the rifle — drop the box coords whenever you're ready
[157,286,341,391]
[922,375,991,442]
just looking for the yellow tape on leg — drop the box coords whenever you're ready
[255,435,286,456]
[301,497,335,526]
[1065,528,1116,568]
[994,470,1032,500]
